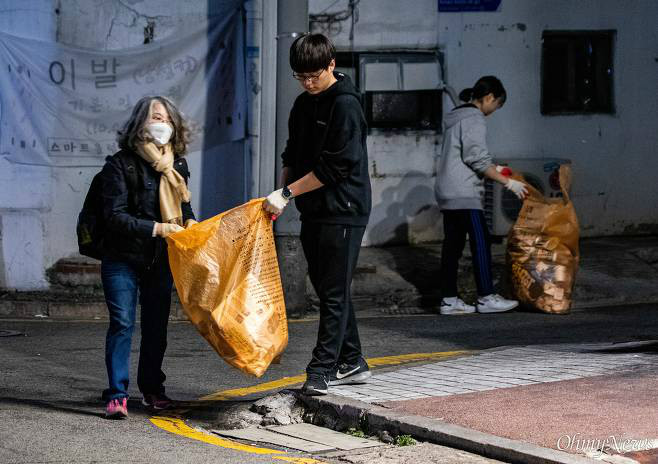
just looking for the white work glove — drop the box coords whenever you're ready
[505,178,528,200]
[263,188,289,216]
[184,219,198,229]
[155,223,184,237]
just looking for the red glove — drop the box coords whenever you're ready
[496,165,513,177]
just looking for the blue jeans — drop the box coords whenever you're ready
[101,256,172,402]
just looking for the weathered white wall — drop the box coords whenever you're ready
[1,0,257,290]
[0,0,56,289]
[3,0,656,289]
[50,0,211,275]
[312,0,439,49]
[311,0,443,245]
[438,0,658,236]
[311,0,658,243]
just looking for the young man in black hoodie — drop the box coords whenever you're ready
[263,33,372,395]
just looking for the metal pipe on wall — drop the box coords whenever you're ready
[273,0,309,314]
[274,0,308,236]
[257,0,278,197]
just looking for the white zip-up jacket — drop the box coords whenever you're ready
[434,104,493,210]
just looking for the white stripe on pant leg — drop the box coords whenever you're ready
[474,211,493,293]
[477,214,494,293]
[469,211,486,292]
[473,211,492,288]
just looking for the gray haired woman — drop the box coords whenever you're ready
[100,96,197,418]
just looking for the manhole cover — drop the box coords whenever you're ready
[0,330,24,337]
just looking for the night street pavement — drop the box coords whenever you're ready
[1,304,657,463]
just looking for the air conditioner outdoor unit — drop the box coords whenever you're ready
[484,157,572,236]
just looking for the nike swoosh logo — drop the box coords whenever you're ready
[335,366,360,379]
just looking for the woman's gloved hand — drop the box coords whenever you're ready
[184,219,198,229]
[155,223,184,237]
[505,178,528,200]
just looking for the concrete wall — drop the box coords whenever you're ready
[438,0,658,236]
[0,0,255,290]
[310,0,658,242]
[3,0,656,290]
[0,0,57,289]
[310,0,444,245]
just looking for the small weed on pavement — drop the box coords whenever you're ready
[346,427,366,438]
[395,435,416,446]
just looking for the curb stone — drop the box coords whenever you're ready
[298,393,598,464]
[0,298,187,320]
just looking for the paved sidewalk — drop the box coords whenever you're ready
[321,343,658,463]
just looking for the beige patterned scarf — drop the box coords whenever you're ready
[136,142,191,225]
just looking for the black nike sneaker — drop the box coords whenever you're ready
[328,357,372,386]
[302,374,329,396]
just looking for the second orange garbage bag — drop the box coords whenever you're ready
[506,165,580,314]
[166,199,288,377]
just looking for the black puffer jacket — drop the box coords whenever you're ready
[281,72,371,226]
[100,149,195,269]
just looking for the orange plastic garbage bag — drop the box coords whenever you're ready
[166,199,288,377]
[506,165,579,314]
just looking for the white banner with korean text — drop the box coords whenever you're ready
[0,9,245,167]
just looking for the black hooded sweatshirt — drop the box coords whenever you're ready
[281,72,371,226]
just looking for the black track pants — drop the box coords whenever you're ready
[301,222,365,377]
[440,209,494,298]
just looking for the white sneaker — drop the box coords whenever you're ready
[477,294,519,313]
[440,297,476,315]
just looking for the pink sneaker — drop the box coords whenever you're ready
[141,393,173,410]
[105,398,128,419]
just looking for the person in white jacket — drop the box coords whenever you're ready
[435,76,527,315]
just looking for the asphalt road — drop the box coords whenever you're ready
[1,304,656,463]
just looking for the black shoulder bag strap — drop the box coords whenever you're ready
[115,150,139,210]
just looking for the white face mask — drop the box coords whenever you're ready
[145,122,173,146]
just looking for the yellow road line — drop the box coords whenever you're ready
[151,350,473,461]
[366,351,469,367]
[199,350,471,401]
[149,415,281,455]
[273,457,326,463]
[199,375,306,401]
[150,415,326,463]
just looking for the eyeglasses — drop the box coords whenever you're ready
[292,70,325,83]
[151,114,172,124]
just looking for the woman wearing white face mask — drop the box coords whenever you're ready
[99,96,197,419]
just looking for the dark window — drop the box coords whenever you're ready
[365,91,442,130]
[335,51,443,131]
[541,30,615,115]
